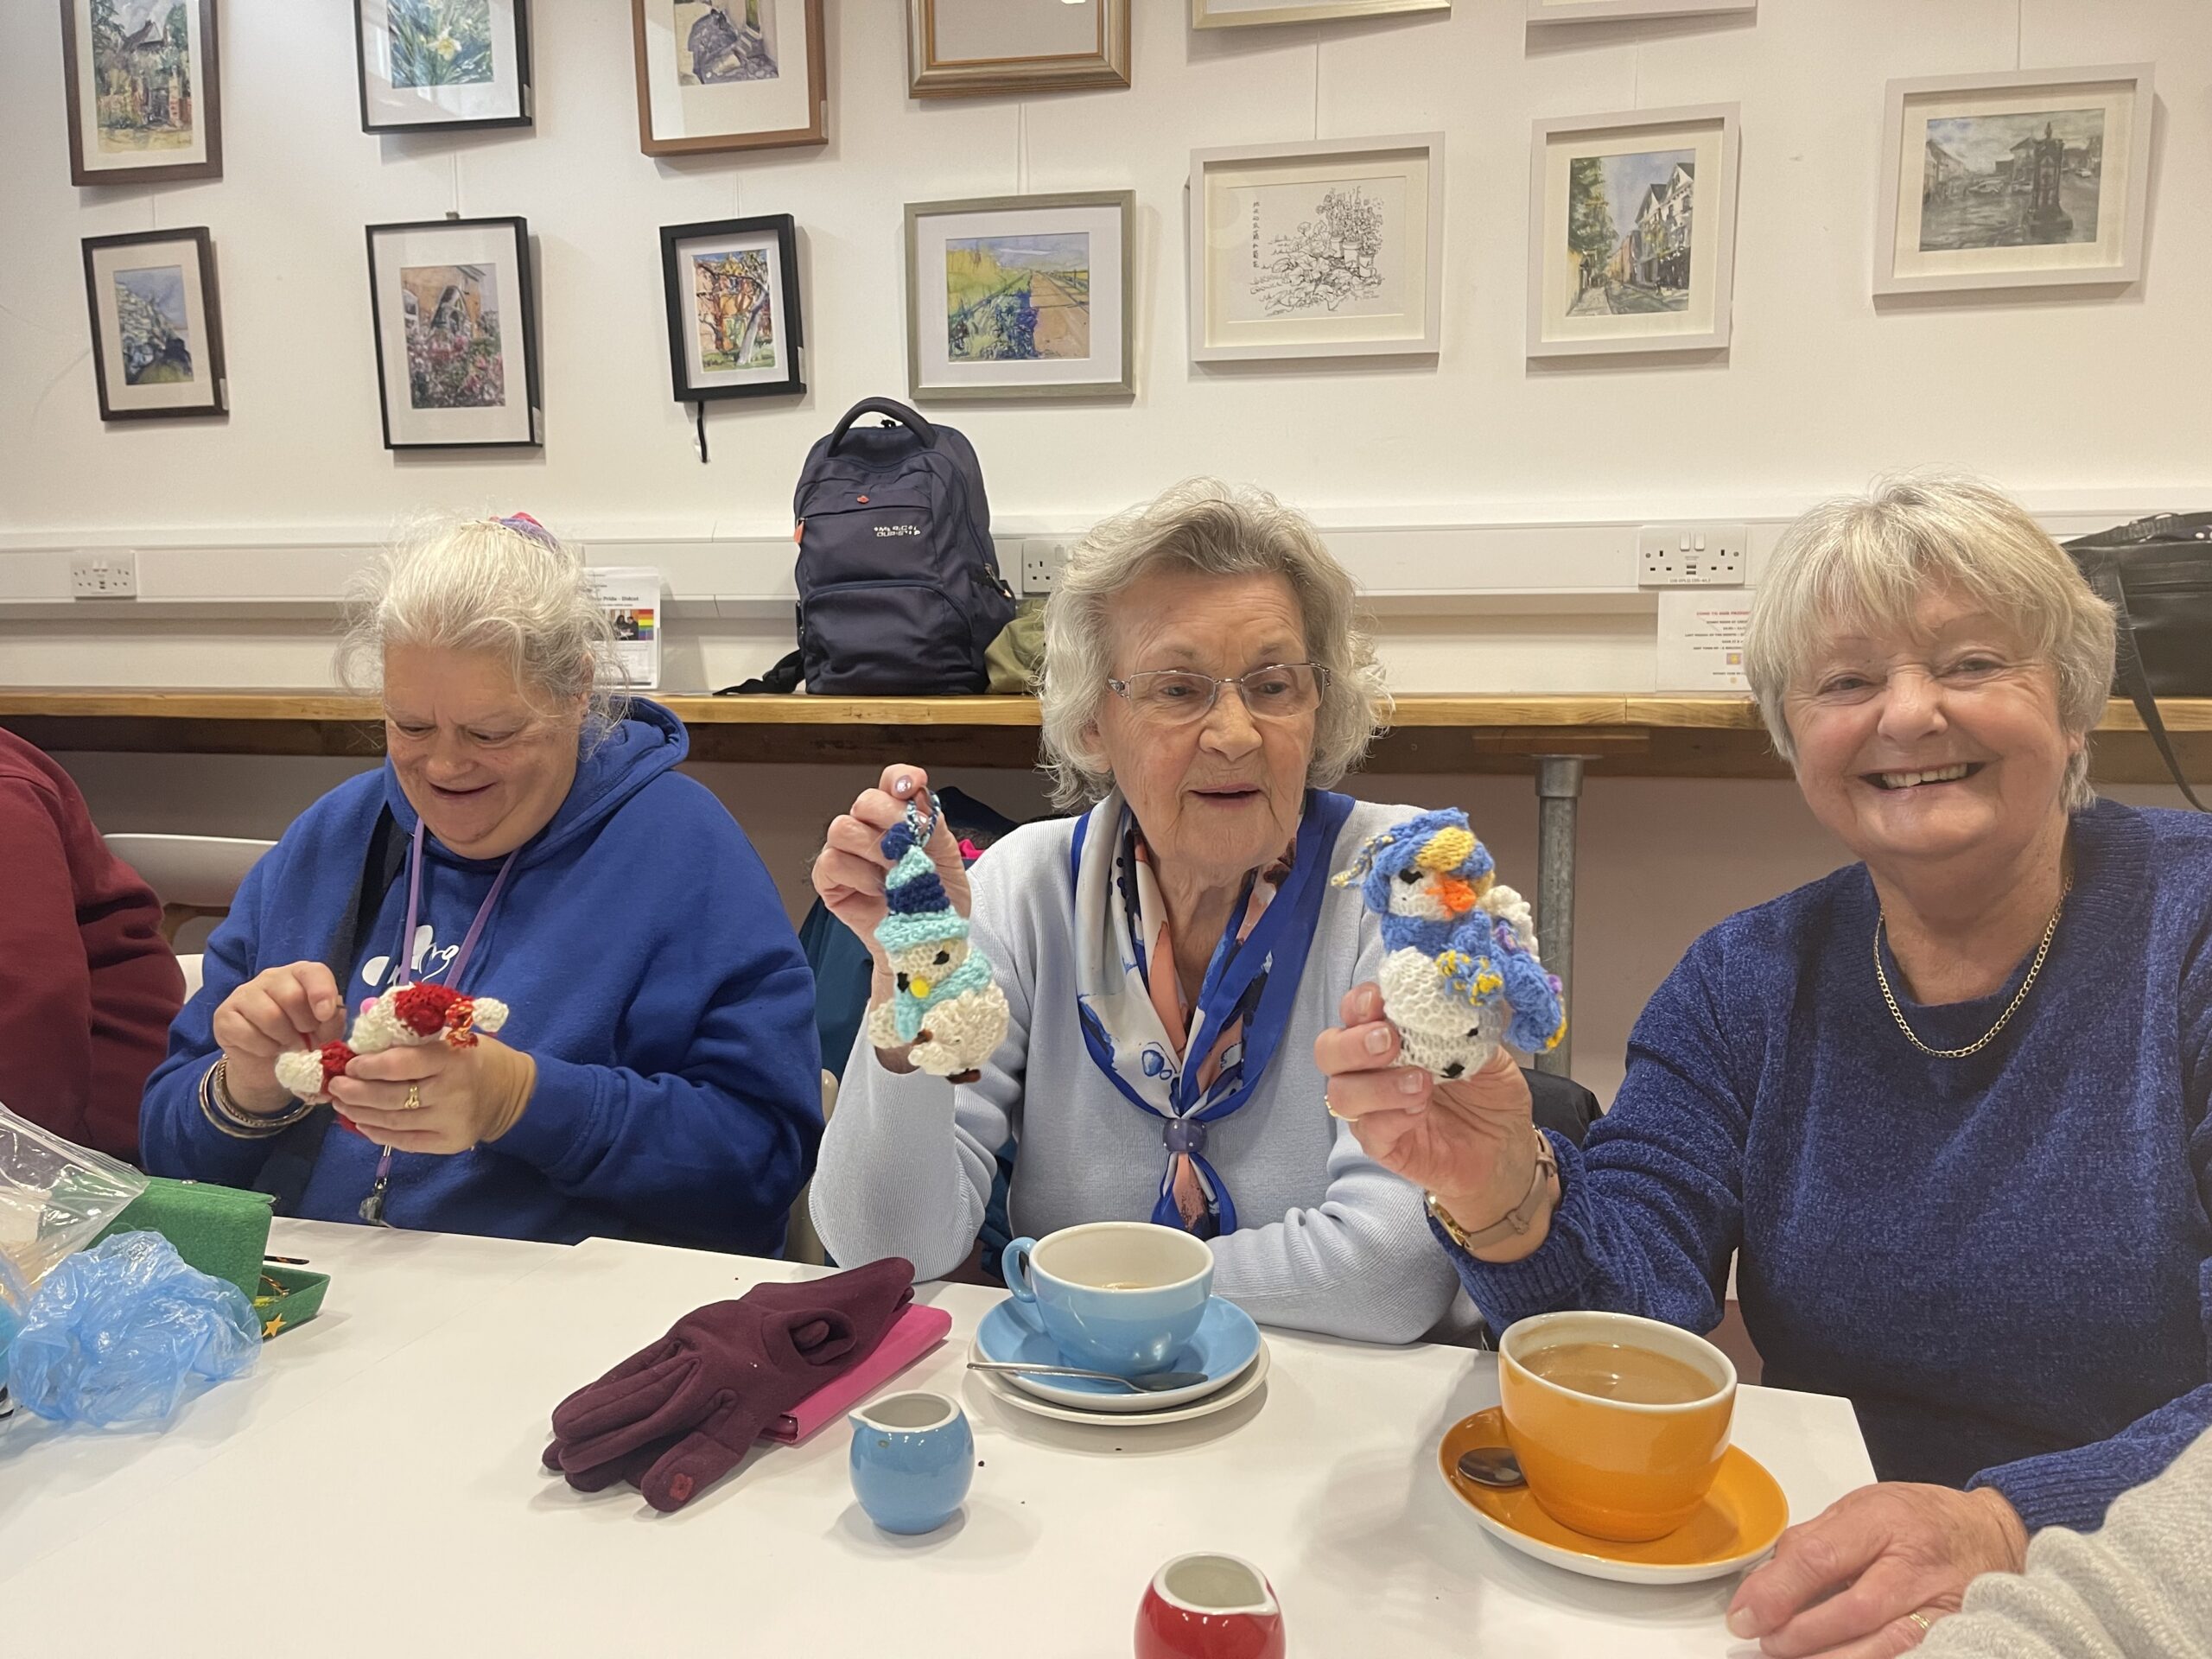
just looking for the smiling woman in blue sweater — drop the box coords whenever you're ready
[141,516,821,1253]
[1324,475,2211,1657]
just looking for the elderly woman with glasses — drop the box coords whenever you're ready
[1323,474,2212,1655]
[808,480,1461,1343]
[142,515,823,1250]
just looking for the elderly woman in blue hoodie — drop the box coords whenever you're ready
[141,515,821,1252]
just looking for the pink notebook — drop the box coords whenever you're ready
[760,1303,954,1445]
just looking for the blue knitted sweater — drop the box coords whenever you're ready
[1442,799,2212,1533]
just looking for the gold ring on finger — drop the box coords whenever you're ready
[404,1083,423,1111]
[1904,1611,1933,1641]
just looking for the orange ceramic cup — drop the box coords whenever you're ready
[1497,1310,1738,1543]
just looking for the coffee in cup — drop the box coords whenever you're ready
[1497,1310,1737,1541]
[1001,1221,1213,1378]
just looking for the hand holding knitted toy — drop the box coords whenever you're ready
[864,797,1009,1082]
[209,960,349,1115]
[273,981,511,1104]
[1332,808,1567,1081]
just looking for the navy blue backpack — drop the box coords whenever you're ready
[790,397,1016,696]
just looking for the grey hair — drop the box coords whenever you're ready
[1745,471,2116,811]
[337,515,626,732]
[1037,478,1389,811]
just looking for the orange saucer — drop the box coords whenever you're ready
[1438,1408,1789,1586]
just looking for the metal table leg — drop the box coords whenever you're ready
[1533,755,1586,1078]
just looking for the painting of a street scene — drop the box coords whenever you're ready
[112,264,193,385]
[89,0,194,154]
[401,264,505,410]
[677,0,779,85]
[1567,149,1694,316]
[1920,109,2101,251]
[386,0,495,89]
[692,249,777,372]
[945,233,1090,362]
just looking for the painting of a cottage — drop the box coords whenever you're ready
[90,0,195,153]
[400,263,506,409]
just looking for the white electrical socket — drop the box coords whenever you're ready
[1021,539,1070,594]
[69,551,139,598]
[1637,524,1746,587]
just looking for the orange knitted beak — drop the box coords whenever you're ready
[1433,874,1478,916]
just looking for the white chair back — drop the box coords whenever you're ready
[102,833,276,910]
[179,952,205,1001]
[785,1070,840,1267]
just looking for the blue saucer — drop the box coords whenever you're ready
[974,1294,1262,1414]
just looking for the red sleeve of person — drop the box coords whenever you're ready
[0,730,183,1164]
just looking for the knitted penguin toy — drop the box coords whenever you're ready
[1334,808,1566,1081]
[273,981,511,1106]
[867,798,1009,1084]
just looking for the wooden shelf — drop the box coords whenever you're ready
[3,690,2207,783]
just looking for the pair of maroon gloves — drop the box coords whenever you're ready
[543,1258,915,1513]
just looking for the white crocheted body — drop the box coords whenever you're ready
[265,991,512,1106]
[273,1048,334,1103]
[869,979,1011,1077]
[1377,945,1506,1082]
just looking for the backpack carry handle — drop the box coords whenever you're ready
[826,397,937,456]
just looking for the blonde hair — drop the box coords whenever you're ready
[1745,472,2115,810]
[337,515,626,732]
[1037,479,1389,810]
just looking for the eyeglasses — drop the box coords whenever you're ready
[1105,662,1328,727]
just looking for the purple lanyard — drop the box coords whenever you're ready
[395,817,518,991]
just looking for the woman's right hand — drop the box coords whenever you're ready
[811,764,972,971]
[210,960,346,1115]
[1314,982,1554,1255]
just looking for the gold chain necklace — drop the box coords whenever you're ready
[1872,874,2071,1060]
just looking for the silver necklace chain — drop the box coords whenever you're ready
[1873,874,2071,1061]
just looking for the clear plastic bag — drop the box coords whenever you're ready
[6,1230,259,1427]
[0,1103,149,1373]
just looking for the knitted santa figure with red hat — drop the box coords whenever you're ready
[275,982,511,1106]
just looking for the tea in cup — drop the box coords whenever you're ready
[1001,1221,1213,1377]
[1497,1309,1737,1542]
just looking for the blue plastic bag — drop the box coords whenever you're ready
[6,1231,258,1427]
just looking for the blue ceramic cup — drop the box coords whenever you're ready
[849,1391,975,1535]
[1001,1221,1215,1378]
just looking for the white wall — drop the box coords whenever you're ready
[4,0,2208,1101]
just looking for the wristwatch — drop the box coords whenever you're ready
[1427,1130,1559,1253]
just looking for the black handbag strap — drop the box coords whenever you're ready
[826,397,936,455]
[715,648,804,696]
[254,804,405,1213]
[2077,511,2212,550]
[2076,551,2208,812]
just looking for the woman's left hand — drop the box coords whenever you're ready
[326,1037,537,1155]
[1726,1482,2029,1656]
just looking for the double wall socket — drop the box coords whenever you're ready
[1020,539,1071,594]
[1637,524,1746,586]
[69,551,139,598]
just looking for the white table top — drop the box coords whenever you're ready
[3,1224,1875,1656]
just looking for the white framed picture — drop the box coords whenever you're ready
[1187,135,1444,363]
[1194,0,1447,26]
[1526,104,1739,358]
[904,191,1134,403]
[365,216,541,449]
[1526,0,1753,22]
[1875,65,2153,296]
[353,0,532,134]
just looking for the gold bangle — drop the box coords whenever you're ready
[200,1059,314,1139]
[1428,1130,1559,1253]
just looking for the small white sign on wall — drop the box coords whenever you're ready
[587,566,663,692]
[1656,588,1751,691]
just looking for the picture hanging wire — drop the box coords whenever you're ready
[696,400,709,464]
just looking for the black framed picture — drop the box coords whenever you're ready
[365,215,541,449]
[81,226,227,421]
[353,0,533,134]
[659,214,804,403]
[59,0,222,186]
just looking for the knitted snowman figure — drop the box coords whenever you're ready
[274,981,511,1106]
[1334,808,1565,1082]
[867,803,1009,1084]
